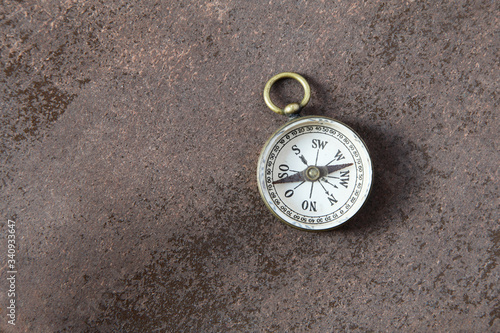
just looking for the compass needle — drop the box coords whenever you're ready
[272,171,305,184]
[324,163,353,174]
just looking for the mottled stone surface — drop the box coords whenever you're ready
[0,0,498,332]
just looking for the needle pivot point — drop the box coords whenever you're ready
[305,166,321,181]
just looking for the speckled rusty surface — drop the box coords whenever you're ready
[0,0,498,332]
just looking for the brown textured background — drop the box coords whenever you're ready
[1,0,498,332]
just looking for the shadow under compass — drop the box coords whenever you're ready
[335,123,417,232]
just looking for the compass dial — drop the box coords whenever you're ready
[257,116,373,230]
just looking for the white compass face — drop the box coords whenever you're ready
[257,116,373,230]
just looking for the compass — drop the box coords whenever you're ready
[257,72,373,230]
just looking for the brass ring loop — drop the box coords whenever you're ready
[263,72,311,115]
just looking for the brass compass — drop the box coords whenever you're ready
[257,72,373,230]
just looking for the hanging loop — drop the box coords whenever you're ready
[263,72,311,116]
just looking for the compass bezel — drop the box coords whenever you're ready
[257,116,373,231]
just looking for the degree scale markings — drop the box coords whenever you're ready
[268,125,363,221]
